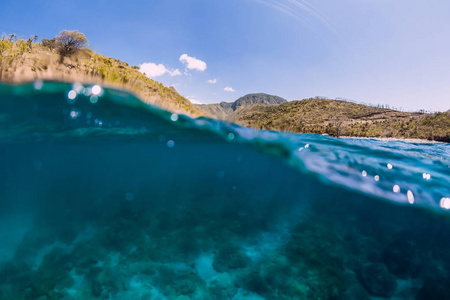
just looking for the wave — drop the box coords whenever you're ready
[1,81,448,213]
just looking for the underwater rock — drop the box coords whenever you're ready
[358,263,397,298]
[339,270,370,300]
[212,246,251,273]
[24,247,74,299]
[173,275,197,295]
[70,242,102,273]
[282,221,348,299]
[382,239,422,279]
[91,279,103,297]
[99,217,145,253]
[0,261,33,291]
[208,273,238,299]
[172,273,208,298]
[245,256,295,298]
[242,270,271,296]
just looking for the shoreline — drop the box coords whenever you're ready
[339,136,443,143]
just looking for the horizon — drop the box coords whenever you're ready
[1,0,449,112]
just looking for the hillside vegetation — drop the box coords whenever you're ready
[233,98,450,142]
[0,34,203,116]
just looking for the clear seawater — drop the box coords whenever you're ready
[0,81,449,299]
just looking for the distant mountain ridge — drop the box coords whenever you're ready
[199,93,286,120]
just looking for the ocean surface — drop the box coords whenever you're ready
[0,81,449,299]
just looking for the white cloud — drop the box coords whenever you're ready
[171,69,182,76]
[207,78,217,84]
[139,62,181,78]
[224,86,236,92]
[179,54,207,71]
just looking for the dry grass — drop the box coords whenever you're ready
[0,40,204,117]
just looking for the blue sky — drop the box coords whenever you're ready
[1,0,449,111]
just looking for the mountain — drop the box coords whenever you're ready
[199,93,286,120]
[231,93,287,109]
[0,38,204,116]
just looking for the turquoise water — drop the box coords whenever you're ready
[0,81,449,299]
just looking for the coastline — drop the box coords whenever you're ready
[339,136,443,143]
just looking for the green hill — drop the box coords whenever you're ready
[233,98,450,142]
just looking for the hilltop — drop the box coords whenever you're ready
[199,93,286,120]
[0,34,203,116]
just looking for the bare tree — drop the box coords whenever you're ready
[331,114,347,137]
[56,30,88,58]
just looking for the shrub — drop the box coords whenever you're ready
[56,30,88,57]
[0,40,12,54]
[42,38,56,49]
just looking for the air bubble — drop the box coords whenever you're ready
[92,85,102,95]
[393,185,400,193]
[407,190,414,204]
[90,95,98,104]
[440,197,450,210]
[83,87,92,96]
[167,140,175,148]
[67,90,77,102]
[72,82,84,93]
[69,110,79,119]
